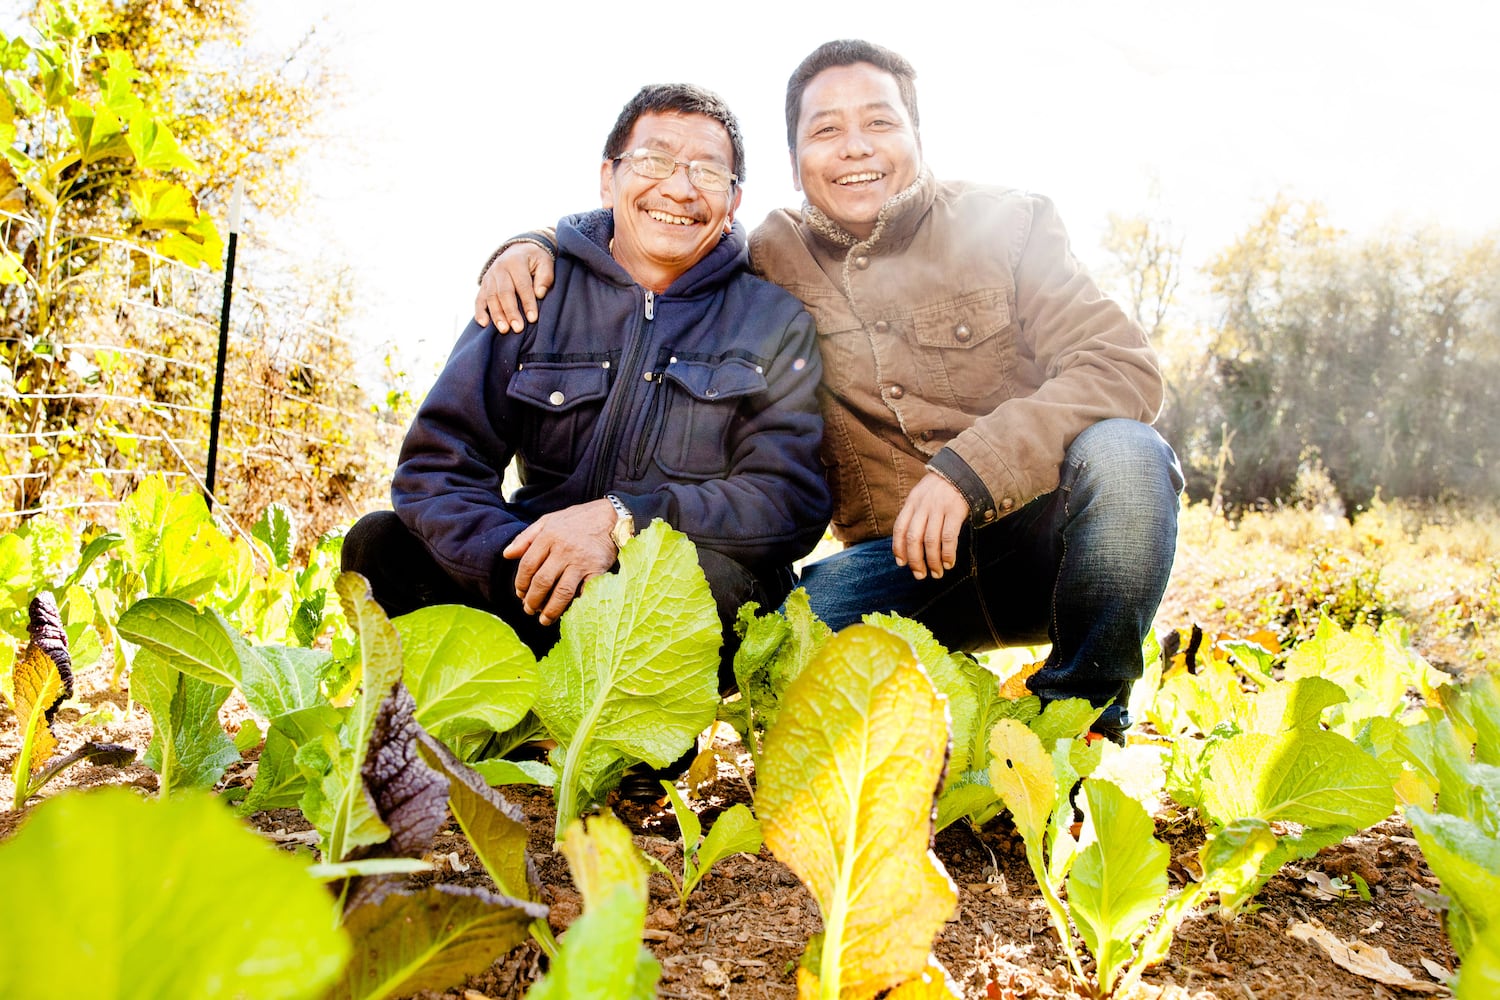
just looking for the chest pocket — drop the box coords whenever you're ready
[506,362,611,476]
[910,289,1017,409]
[653,357,768,479]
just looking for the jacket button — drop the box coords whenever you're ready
[888,384,905,399]
[853,255,869,269]
[1001,497,1015,511]
[706,388,719,397]
[955,324,972,342]
[981,509,996,523]
[873,320,889,334]
[549,390,565,406]
[920,429,933,441]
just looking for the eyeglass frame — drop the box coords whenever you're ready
[609,148,739,194]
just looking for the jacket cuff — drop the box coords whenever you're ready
[926,448,1001,527]
[476,233,558,285]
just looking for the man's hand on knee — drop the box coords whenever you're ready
[892,473,967,580]
[503,500,618,625]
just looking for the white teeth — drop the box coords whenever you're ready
[647,210,698,225]
[836,172,882,185]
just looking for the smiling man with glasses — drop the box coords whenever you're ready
[474,43,1185,745]
[344,84,829,721]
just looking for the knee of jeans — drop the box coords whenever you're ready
[1066,419,1182,496]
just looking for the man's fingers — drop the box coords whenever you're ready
[536,572,585,627]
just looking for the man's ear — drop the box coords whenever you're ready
[724,185,744,232]
[599,159,616,209]
[789,147,802,193]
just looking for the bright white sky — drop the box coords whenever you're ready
[248,0,1500,387]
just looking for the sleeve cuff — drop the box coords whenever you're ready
[926,448,1001,527]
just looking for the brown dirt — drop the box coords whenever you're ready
[1,666,1458,999]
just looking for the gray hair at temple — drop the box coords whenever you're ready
[784,39,920,149]
[602,83,747,184]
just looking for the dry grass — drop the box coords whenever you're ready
[1158,498,1500,678]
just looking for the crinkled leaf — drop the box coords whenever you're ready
[1068,779,1170,994]
[252,504,296,569]
[864,613,979,771]
[395,605,538,761]
[239,703,343,814]
[302,573,408,861]
[1202,729,1394,830]
[538,522,720,837]
[359,683,449,857]
[529,814,659,1000]
[133,649,239,796]
[241,644,328,721]
[1408,808,1500,935]
[117,597,247,687]
[1201,818,1280,913]
[1245,676,1349,734]
[118,475,228,601]
[332,883,543,1000]
[730,588,831,751]
[0,789,347,999]
[760,625,956,998]
[987,719,1056,845]
[1030,697,1103,746]
[9,643,64,800]
[417,731,537,901]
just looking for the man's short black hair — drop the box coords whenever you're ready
[603,83,746,184]
[784,39,919,150]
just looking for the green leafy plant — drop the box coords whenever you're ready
[527,812,661,999]
[0,788,347,999]
[646,780,762,910]
[533,521,721,841]
[724,588,831,765]
[758,624,960,999]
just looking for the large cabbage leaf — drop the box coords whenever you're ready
[536,522,720,839]
[759,624,957,999]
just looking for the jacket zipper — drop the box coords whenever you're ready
[588,289,654,497]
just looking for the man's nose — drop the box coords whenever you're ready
[658,163,698,199]
[840,128,874,158]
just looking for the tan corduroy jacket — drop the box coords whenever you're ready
[749,170,1163,544]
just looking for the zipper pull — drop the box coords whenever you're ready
[644,289,654,321]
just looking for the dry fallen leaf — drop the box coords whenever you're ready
[1419,957,1453,982]
[1288,920,1446,993]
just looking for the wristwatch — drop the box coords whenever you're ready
[605,493,635,551]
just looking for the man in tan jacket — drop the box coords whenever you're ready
[475,40,1182,742]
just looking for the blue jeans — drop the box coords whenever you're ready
[798,419,1182,735]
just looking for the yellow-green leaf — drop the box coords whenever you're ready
[760,625,956,1000]
[987,719,1057,844]
[12,643,64,781]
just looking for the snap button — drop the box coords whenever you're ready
[955,323,972,342]
[548,390,565,406]
[873,320,889,334]
[981,509,997,523]
[1001,498,1015,511]
[853,255,869,269]
[888,384,905,399]
[601,361,610,369]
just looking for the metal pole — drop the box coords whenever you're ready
[205,179,242,507]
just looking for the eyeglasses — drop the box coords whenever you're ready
[610,149,737,193]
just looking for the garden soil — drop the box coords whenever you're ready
[0,672,1459,1000]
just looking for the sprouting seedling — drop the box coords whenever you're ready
[644,780,762,911]
[9,593,135,811]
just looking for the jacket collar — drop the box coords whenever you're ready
[801,168,936,255]
[557,207,749,296]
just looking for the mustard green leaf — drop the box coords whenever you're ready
[988,719,1056,845]
[538,522,720,837]
[241,644,328,721]
[1470,674,1500,769]
[471,758,554,787]
[133,648,239,797]
[117,597,246,687]
[691,803,762,890]
[760,624,956,999]
[239,703,343,813]
[1200,817,1280,913]
[251,503,296,569]
[1201,729,1394,830]
[416,731,537,902]
[9,642,64,806]
[863,612,979,770]
[1408,808,1500,938]
[118,475,227,601]
[730,588,831,754]
[359,683,449,857]
[333,883,543,1000]
[1067,779,1170,994]
[1030,698,1103,746]
[0,789,348,1000]
[1455,931,1500,1000]
[394,604,538,761]
[1245,676,1349,733]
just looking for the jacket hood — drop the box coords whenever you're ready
[556,207,751,297]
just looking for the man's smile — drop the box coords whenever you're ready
[835,171,884,186]
[645,207,704,225]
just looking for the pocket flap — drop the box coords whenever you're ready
[507,362,611,410]
[911,290,1011,349]
[661,357,768,401]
